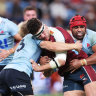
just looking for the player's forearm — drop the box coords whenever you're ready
[40,41,80,52]
[38,63,52,72]
[10,33,22,54]
[7,42,19,55]
[39,59,66,72]
[85,52,96,65]
[8,38,22,54]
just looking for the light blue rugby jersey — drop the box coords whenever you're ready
[0,17,18,65]
[71,29,96,55]
[4,34,41,77]
[82,29,96,56]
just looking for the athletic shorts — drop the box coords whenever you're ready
[0,69,33,95]
[63,64,96,92]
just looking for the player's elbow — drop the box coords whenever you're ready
[55,52,67,67]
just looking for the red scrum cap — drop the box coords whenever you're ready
[69,15,86,31]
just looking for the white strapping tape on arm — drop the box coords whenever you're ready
[55,51,67,66]
[49,51,67,69]
[49,60,57,69]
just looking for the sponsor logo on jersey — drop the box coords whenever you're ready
[83,77,88,83]
[50,30,54,35]
[10,85,26,90]
[63,85,68,88]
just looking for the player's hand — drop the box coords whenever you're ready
[30,59,41,72]
[65,59,82,73]
[0,49,11,62]
[75,41,82,52]
[39,56,51,65]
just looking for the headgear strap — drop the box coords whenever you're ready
[33,24,44,38]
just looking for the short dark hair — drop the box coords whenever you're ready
[27,18,42,35]
[23,6,37,14]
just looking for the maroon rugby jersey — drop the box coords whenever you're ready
[40,26,88,76]
[56,27,88,76]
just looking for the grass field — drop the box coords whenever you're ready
[35,93,63,96]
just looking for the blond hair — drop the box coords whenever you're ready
[18,21,29,37]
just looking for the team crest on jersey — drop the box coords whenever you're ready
[80,74,85,79]
[87,43,90,47]
[0,30,4,34]
[50,30,54,35]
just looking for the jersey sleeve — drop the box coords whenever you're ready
[52,27,67,61]
[91,32,96,46]
[50,27,65,42]
[34,38,42,46]
[7,19,18,36]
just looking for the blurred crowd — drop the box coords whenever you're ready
[0,0,96,31]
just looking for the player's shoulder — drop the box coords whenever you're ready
[86,29,96,37]
[49,27,62,35]
[23,34,32,40]
[49,27,65,42]
[86,29,96,35]
[1,17,16,26]
[23,33,37,43]
[86,29,96,41]
[0,17,7,24]
[49,27,56,33]
[0,17,10,23]
[0,17,11,29]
